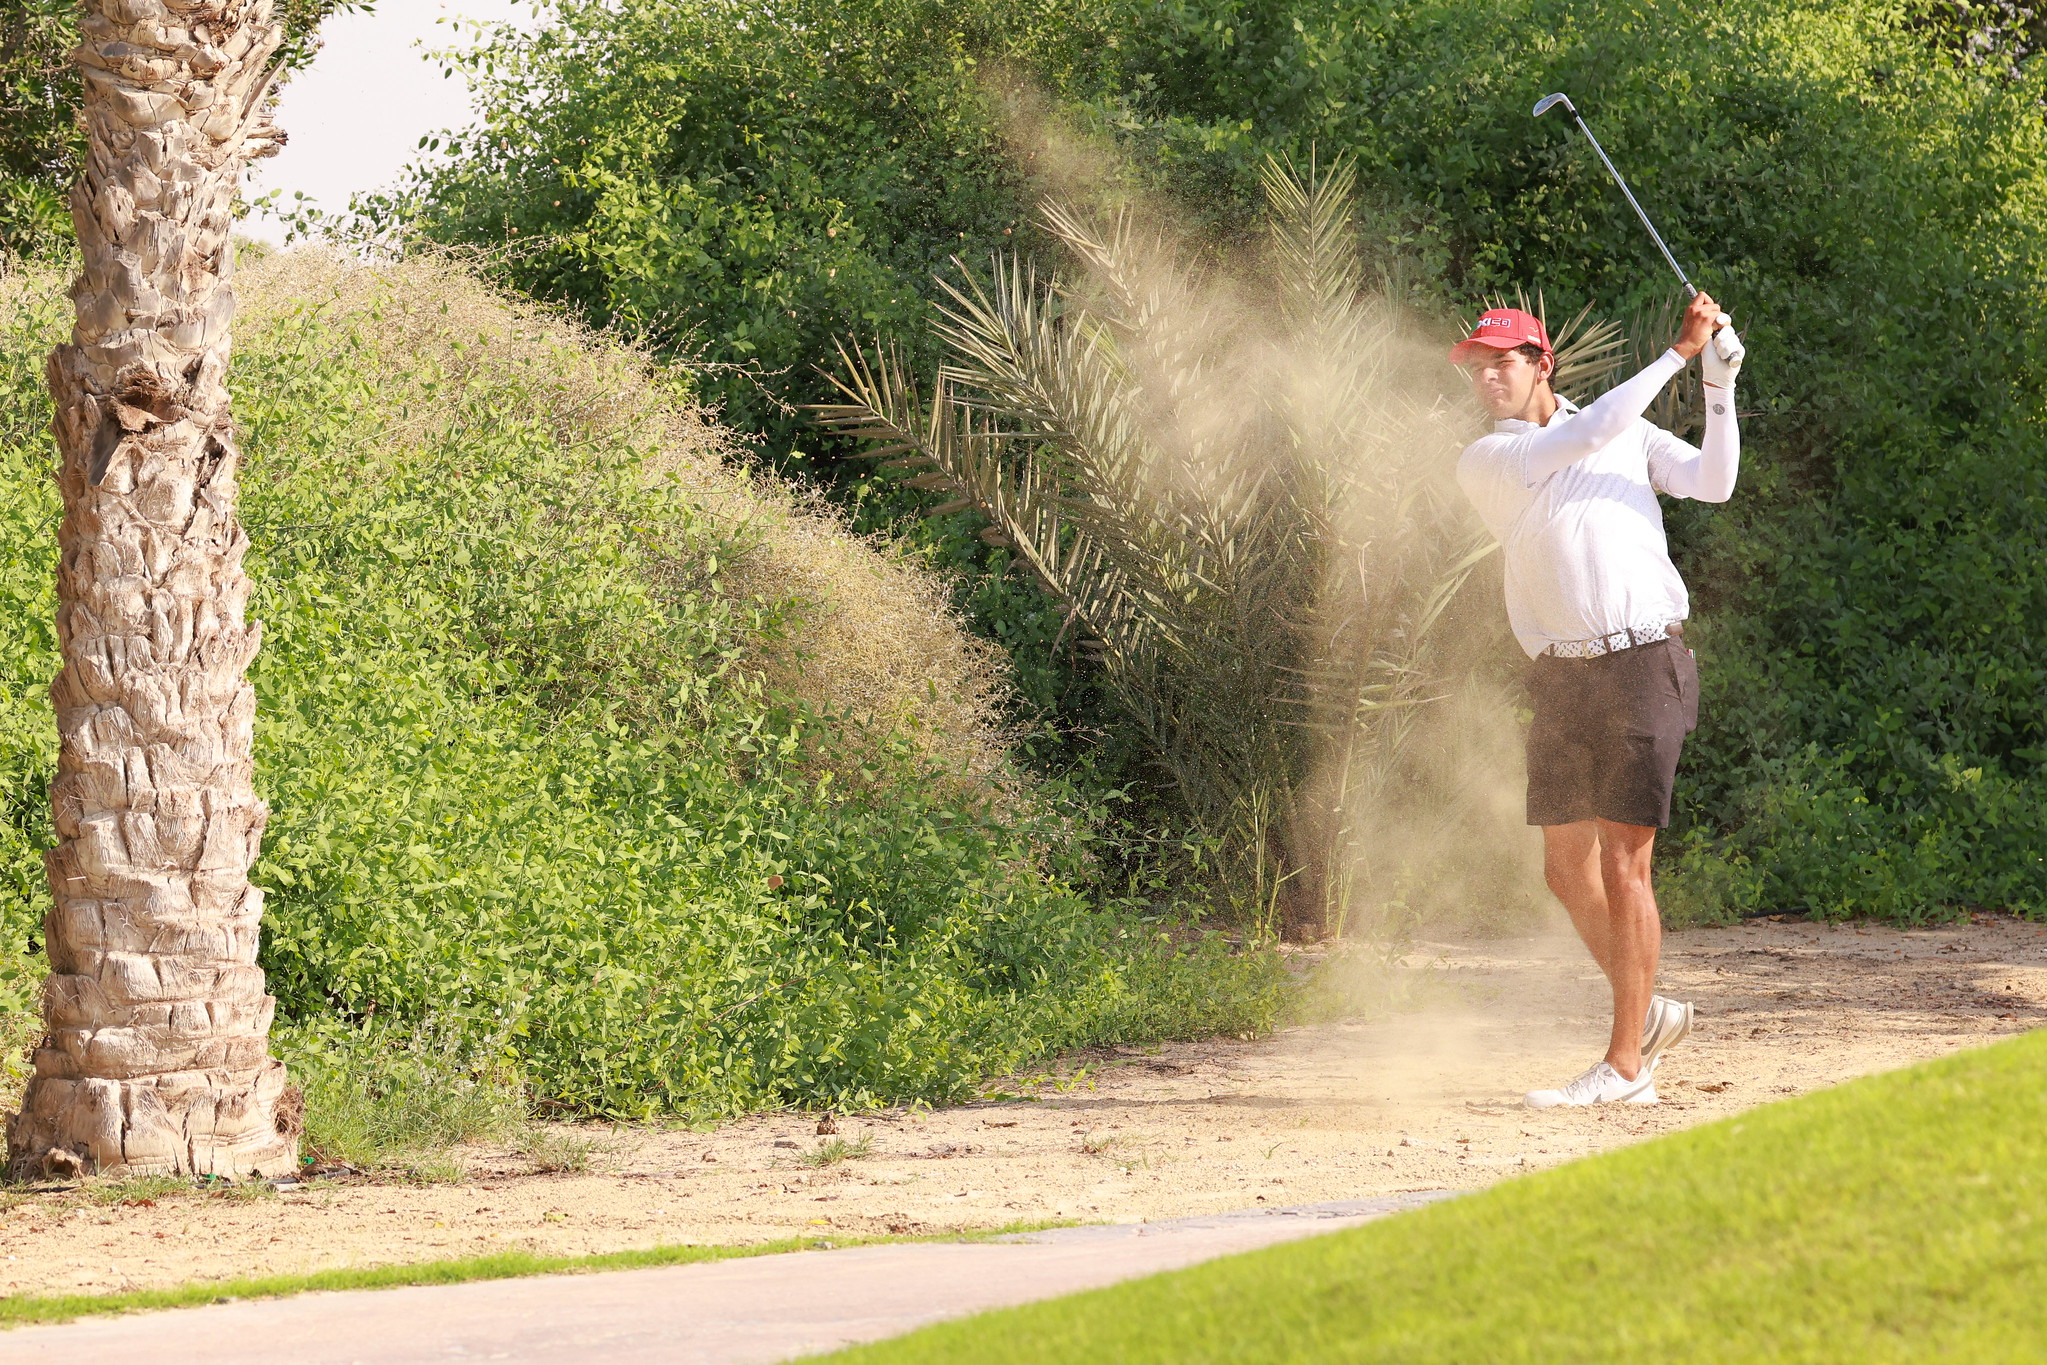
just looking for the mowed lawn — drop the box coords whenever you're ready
[828,1028,2047,1364]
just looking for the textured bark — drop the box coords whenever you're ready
[4,0,297,1181]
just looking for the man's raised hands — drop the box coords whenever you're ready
[1672,292,1723,360]
[1704,323,1744,390]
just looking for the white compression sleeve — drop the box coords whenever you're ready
[1507,348,1688,485]
[1652,384,1741,503]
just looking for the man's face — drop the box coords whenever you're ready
[1463,347,1551,420]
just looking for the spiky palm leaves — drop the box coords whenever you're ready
[813,156,1491,937]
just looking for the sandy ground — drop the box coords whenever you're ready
[4,914,2044,1299]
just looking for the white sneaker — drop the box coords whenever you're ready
[1641,996,1695,1070]
[1524,1060,1657,1109]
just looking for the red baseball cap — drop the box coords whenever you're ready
[1448,308,1552,366]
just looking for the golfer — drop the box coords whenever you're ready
[1451,293,1744,1107]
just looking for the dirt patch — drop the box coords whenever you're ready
[4,915,2044,1298]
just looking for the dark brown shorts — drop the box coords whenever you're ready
[1525,637,1699,828]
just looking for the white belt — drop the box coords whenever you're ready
[1544,621,1682,660]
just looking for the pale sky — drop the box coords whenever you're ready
[242,0,547,244]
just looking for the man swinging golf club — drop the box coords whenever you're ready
[1452,293,1745,1106]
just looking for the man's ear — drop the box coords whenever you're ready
[1539,355,1556,386]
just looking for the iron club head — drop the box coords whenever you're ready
[1532,92,1575,118]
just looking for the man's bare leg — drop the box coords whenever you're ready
[1595,820,1661,1078]
[1543,820,1613,974]
[1541,818,1662,1080]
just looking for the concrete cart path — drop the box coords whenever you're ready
[0,1194,1452,1364]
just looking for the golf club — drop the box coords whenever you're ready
[1533,92,1731,330]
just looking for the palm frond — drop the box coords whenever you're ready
[812,154,1610,936]
[1262,150,1364,337]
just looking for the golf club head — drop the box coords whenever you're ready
[1532,92,1575,118]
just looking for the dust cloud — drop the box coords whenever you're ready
[985,88,1553,958]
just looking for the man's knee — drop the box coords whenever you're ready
[1542,862,1580,902]
[1596,819,1655,865]
[1541,825,1601,902]
[1600,862,1656,910]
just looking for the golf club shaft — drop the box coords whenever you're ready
[1565,111,1698,297]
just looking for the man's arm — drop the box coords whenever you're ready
[1502,292,1727,486]
[1502,349,1686,485]
[1647,406,1738,503]
[1651,320,1745,502]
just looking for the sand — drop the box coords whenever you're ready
[3,914,2043,1299]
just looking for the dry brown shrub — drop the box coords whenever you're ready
[234,247,1015,786]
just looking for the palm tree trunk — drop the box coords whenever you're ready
[5,0,297,1181]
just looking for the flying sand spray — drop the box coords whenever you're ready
[1533,92,1737,352]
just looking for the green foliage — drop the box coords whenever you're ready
[0,0,74,257]
[1907,0,2047,72]
[356,0,1178,909]
[280,1016,529,1174]
[0,277,63,1023]
[0,260,1292,1119]
[0,0,373,260]
[0,964,37,1117]
[826,1028,2047,1364]
[410,0,2047,922]
[1660,744,2047,926]
[362,0,1130,443]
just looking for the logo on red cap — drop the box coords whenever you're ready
[1448,308,1553,366]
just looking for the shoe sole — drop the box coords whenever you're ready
[1641,997,1694,1070]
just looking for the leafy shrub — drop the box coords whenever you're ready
[0,0,74,257]
[341,1,1144,779]
[0,253,1291,1119]
[1073,1,2047,923]
[352,0,1138,445]
[281,1014,529,1175]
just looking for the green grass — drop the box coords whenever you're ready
[798,1134,877,1167]
[0,1239,819,1330]
[0,1222,1074,1331]
[824,1030,2047,1364]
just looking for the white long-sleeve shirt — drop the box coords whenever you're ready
[1455,349,1740,659]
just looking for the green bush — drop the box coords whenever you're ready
[0,257,1290,1119]
[357,0,1137,444]
[282,1014,529,1176]
[395,0,2047,923]
[347,0,1140,750]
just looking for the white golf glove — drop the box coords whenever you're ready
[1703,322,1744,390]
